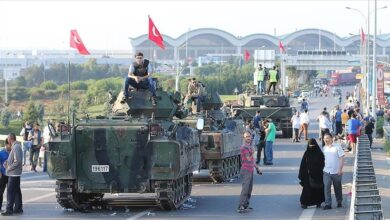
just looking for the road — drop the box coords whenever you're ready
[7,88,356,219]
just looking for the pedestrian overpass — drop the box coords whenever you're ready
[285,54,360,71]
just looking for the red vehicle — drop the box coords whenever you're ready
[329,71,359,86]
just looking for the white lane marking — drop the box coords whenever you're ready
[126,208,154,220]
[298,206,316,220]
[22,174,50,180]
[22,187,54,192]
[22,180,54,184]
[24,192,56,203]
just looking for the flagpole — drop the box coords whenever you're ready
[67,56,70,128]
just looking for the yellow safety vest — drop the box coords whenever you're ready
[257,69,264,81]
[269,70,277,82]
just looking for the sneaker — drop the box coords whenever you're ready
[337,203,343,208]
[316,204,322,208]
[323,205,332,210]
[245,206,253,210]
[236,206,246,213]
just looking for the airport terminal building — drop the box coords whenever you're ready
[129,28,390,63]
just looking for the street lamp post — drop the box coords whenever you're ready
[346,4,387,116]
[372,0,377,120]
[346,6,369,114]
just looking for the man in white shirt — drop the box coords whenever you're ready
[299,110,310,141]
[317,111,332,147]
[290,111,300,142]
[322,133,345,210]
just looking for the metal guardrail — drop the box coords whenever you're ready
[349,135,383,220]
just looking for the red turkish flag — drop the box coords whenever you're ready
[279,41,286,54]
[244,49,250,61]
[148,16,165,49]
[70,30,90,55]
[361,27,366,45]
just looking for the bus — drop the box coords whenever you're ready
[329,70,360,86]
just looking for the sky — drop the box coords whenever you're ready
[0,0,389,50]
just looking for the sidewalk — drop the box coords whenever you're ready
[371,138,390,219]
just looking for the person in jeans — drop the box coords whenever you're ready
[291,111,301,142]
[121,52,157,105]
[364,119,375,148]
[28,122,43,172]
[0,138,11,211]
[322,133,345,210]
[19,121,32,166]
[237,131,261,213]
[264,119,276,165]
[2,133,23,216]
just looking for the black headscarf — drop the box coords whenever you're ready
[299,138,325,182]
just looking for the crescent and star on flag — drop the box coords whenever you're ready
[148,15,165,50]
[70,29,90,55]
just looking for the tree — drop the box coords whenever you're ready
[0,108,11,128]
[23,101,40,123]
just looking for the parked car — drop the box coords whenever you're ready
[292,90,301,98]
[297,90,310,103]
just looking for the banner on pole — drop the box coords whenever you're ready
[377,64,385,106]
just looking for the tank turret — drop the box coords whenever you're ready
[233,93,294,138]
[112,89,188,119]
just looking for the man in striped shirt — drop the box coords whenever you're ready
[237,131,261,213]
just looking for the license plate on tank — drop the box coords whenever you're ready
[91,165,109,172]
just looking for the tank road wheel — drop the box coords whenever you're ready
[209,160,224,183]
[55,180,104,211]
[156,174,192,210]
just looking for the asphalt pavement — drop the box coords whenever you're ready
[4,86,387,219]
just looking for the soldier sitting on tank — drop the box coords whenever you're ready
[121,52,157,105]
[185,78,206,113]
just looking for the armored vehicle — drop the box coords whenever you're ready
[232,93,294,138]
[46,89,202,211]
[179,92,245,183]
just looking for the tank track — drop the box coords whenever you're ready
[56,180,103,211]
[155,174,192,210]
[209,155,241,183]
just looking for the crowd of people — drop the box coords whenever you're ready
[236,88,378,213]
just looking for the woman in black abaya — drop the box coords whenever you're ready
[298,138,325,208]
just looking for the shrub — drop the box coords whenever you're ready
[40,80,58,90]
[376,116,384,138]
[29,88,45,99]
[0,108,12,128]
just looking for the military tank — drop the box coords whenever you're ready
[178,92,244,183]
[46,88,202,211]
[231,92,294,138]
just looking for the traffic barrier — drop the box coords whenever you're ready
[349,135,383,220]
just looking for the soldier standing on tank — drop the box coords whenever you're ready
[122,52,157,105]
[256,64,266,94]
[267,66,279,95]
